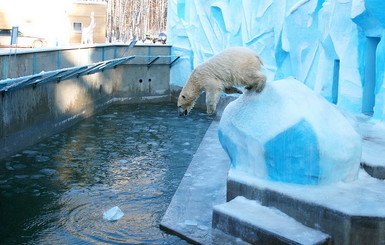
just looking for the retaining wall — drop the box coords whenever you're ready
[0,45,172,159]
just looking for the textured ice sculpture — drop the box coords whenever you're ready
[218,78,362,185]
[168,1,385,121]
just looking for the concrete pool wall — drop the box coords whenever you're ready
[0,45,173,159]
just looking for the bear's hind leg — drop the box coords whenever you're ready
[245,85,254,90]
[245,83,265,93]
[254,75,266,92]
[244,68,266,93]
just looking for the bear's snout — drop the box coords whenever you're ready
[178,106,188,116]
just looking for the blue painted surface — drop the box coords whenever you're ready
[264,120,320,185]
[176,0,186,20]
[218,128,236,169]
[332,59,340,104]
[362,37,380,115]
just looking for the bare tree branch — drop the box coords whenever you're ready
[106,0,167,43]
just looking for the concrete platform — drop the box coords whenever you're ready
[160,121,230,244]
[227,171,385,245]
[213,196,331,245]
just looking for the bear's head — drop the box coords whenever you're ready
[177,69,204,116]
[177,92,196,116]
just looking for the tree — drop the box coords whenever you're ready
[106,0,167,43]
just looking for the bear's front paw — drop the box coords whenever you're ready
[207,105,216,115]
[256,83,265,93]
[224,87,243,94]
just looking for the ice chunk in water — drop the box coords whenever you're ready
[103,206,124,221]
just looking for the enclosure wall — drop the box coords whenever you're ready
[0,45,171,159]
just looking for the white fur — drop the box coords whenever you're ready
[178,47,266,115]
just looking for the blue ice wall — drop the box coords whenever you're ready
[167,0,385,121]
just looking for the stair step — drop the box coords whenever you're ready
[212,196,331,245]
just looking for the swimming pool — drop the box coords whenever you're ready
[0,102,212,244]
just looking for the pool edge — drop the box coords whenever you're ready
[160,121,230,245]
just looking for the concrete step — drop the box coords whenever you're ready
[227,172,385,245]
[361,139,385,179]
[212,196,331,245]
[362,163,385,179]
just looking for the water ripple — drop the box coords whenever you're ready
[0,103,212,244]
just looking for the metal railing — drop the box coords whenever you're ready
[0,54,180,94]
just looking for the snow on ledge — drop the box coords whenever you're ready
[229,169,385,217]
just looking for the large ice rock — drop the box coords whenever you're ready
[218,78,362,185]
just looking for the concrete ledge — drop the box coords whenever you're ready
[362,163,385,179]
[160,121,230,245]
[227,172,385,245]
[213,196,331,245]
[361,136,385,180]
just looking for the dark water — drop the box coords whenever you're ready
[0,103,213,245]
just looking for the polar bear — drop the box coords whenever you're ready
[177,47,266,116]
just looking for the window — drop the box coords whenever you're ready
[0,29,23,36]
[73,22,82,33]
[0,29,11,36]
